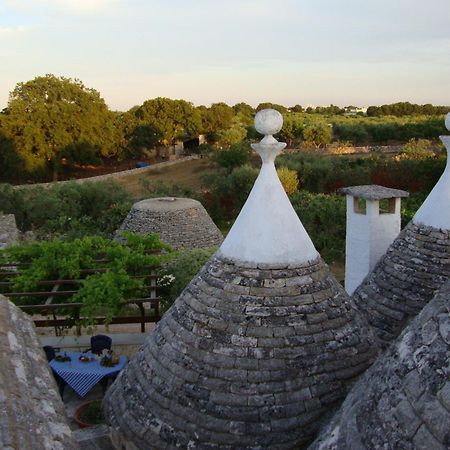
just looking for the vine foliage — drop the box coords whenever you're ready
[0,232,172,329]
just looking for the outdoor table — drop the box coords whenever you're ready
[50,351,127,397]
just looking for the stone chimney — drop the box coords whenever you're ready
[339,185,408,295]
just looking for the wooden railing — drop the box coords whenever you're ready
[0,261,162,336]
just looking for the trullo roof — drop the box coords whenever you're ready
[352,113,450,348]
[104,109,378,449]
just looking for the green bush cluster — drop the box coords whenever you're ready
[213,143,252,172]
[0,179,132,238]
[291,191,347,263]
[138,178,195,200]
[159,247,216,312]
[202,164,258,222]
[277,152,445,194]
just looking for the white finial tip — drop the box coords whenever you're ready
[254,109,283,136]
[445,112,450,132]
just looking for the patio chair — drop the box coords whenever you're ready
[43,345,67,400]
[86,334,112,355]
[43,345,56,362]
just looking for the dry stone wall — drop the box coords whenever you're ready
[309,280,450,450]
[352,221,450,347]
[0,214,19,249]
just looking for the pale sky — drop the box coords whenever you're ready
[1,0,449,111]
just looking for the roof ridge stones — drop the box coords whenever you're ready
[103,110,378,449]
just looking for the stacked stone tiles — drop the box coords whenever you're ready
[105,255,377,449]
[309,280,450,450]
[352,222,450,346]
[0,296,77,450]
[104,109,378,449]
[117,197,223,249]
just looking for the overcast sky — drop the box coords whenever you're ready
[1,0,449,111]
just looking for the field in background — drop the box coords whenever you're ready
[116,158,216,198]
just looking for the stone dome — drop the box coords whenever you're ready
[352,114,450,348]
[104,111,378,449]
[117,197,223,249]
[309,280,450,450]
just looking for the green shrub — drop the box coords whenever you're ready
[277,152,372,193]
[396,139,435,160]
[401,192,429,226]
[138,178,195,200]
[0,179,132,238]
[291,191,346,263]
[277,167,299,195]
[213,143,251,172]
[302,123,332,148]
[202,164,258,221]
[159,247,216,312]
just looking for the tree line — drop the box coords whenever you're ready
[0,74,448,182]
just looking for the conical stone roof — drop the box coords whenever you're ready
[309,280,450,450]
[104,109,378,449]
[352,113,450,348]
[117,197,223,249]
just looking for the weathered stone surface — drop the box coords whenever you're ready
[0,295,77,450]
[309,281,450,450]
[0,214,19,249]
[116,197,223,249]
[352,222,450,347]
[339,185,409,200]
[104,255,378,449]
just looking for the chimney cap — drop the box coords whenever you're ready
[339,185,409,200]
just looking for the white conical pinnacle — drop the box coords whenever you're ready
[413,113,450,230]
[218,109,318,265]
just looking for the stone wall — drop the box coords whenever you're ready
[0,214,19,249]
[352,221,450,347]
[0,296,77,450]
[309,280,450,450]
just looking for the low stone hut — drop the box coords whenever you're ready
[309,280,450,450]
[352,113,450,347]
[0,295,77,450]
[117,197,223,249]
[104,110,378,449]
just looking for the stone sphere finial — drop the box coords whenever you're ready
[445,112,450,132]
[254,109,283,136]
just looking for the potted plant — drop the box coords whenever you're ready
[74,399,105,428]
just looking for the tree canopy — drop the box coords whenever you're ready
[135,97,201,144]
[1,74,117,179]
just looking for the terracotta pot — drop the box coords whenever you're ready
[73,400,103,428]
